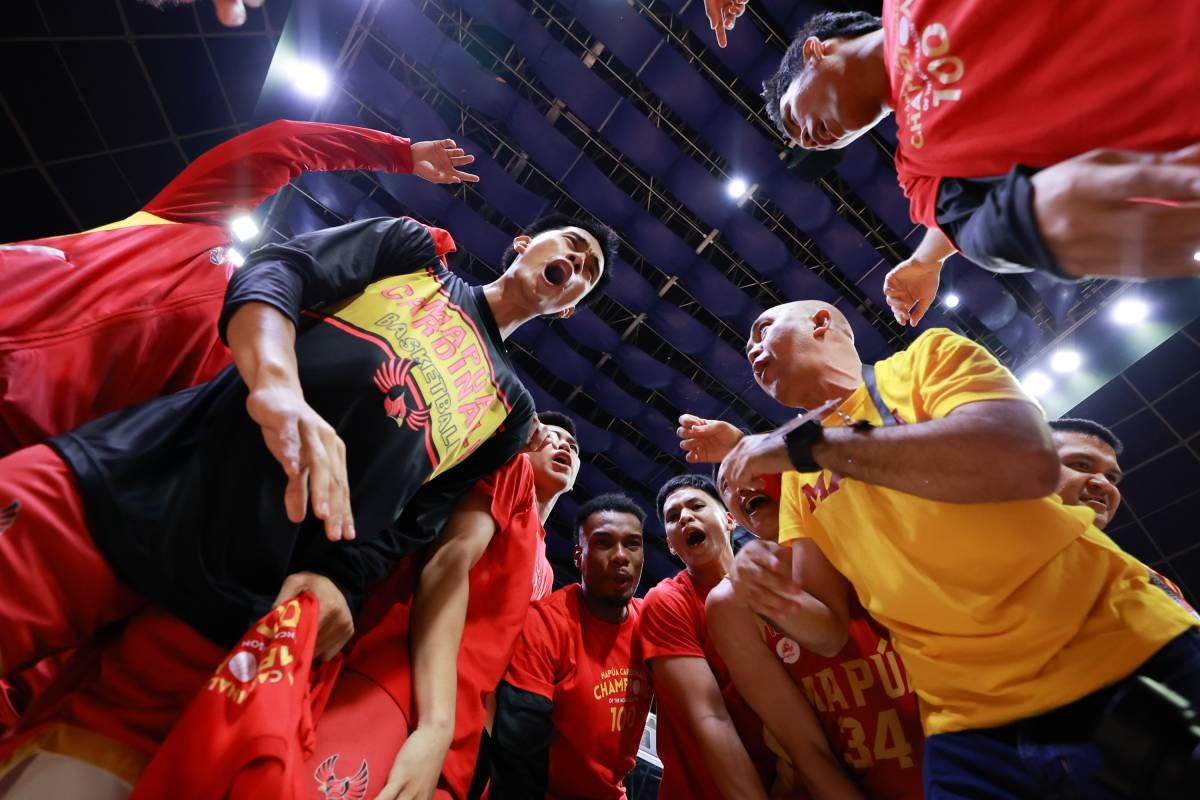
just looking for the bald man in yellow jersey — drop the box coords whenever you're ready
[718,301,1199,799]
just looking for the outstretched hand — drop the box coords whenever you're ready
[883,257,942,326]
[412,138,480,185]
[705,0,749,47]
[1031,144,1200,279]
[677,414,744,464]
[246,384,354,542]
[376,727,452,800]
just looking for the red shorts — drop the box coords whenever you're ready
[0,445,143,677]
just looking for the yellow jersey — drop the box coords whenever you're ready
[778,329,1195,735]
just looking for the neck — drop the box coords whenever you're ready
[482,278,537,340]
[846,28,892,112]
[688,544,734,594]
[801,351,863,409]
[579,586,629,624]
[536,486,563,523]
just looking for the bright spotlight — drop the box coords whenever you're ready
[1111,298,1148,326]
[726,177,748,199]
[288,59,330,99]
[943,293,961,309]
[226,247,246,268]
[1021,371,1053,398]
[231,216,259,242]
[1050,349,1082,373]
[1193,251,1200,262]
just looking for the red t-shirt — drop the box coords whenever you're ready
[503,584,651,800]
[639,570,776,800]
[0,119,419,454]
[132,593,338,800]
[761,605,925,800]
[340,454,544,798]
[883,0,1200,228]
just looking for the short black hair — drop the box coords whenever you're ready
[762,11,883,141]
[575,493,647,542]
[500,213,618,308]
[1049,418,1124,456]
[537,410,576,439]
[655,474,726,524]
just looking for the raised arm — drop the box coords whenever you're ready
[706,580,864,800]
[883,228,955,326]
[377,488,498,800]
[143,120,415,224]
[650,655,770,800]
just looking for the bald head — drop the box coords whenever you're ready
[745,300,862,408]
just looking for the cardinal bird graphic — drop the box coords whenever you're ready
[0,500,18,535]
[314,753,369,800]
[373,358,430,432]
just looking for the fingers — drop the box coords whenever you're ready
[272,573,304,607]
[451,168,480,184]
[909,295,933,326]
[213,0,247,26]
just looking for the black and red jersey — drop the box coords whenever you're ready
[51,217,534,646]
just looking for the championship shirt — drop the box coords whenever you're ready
[883,0,1200,229]
[760,605,924,799]
[778,328,1197,734]
[52,217,535,646]
[502,583,651,800]
[640,569,776,799]
[0,119,415,454]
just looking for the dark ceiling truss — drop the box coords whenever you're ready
[258,0,1135,589]
[345,21,790,429]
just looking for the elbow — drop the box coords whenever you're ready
[1000,435,1060,502]
[809,626,849,659]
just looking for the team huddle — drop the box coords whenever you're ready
[1,2,1198,799]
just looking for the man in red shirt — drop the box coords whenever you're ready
[751,7,1199,314]
[640,474,847,800]
[709,463,925,800]
[0,118,476,456]
[489,493,650,799]
[311,410,581,800]
[0,123,476,729]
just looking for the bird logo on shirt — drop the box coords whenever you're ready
[314,753,369,800]
[373,357,431,432]
[0,500,19,535]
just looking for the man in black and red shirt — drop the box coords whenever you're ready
[0,211,616,677]
[754,6,1199,319]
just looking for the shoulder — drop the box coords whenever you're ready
[642,572,697,621]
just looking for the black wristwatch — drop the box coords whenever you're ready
[783,418,825,472]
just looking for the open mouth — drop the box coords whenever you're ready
[1081,497,1109,515]
[685,529,707,548]
[543,259,569,287]
[551,452,573,470]
[743,494,772,517]
[752,355,770,381]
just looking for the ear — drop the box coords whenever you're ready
[573,544,582,569]
[724,511,736,532]
[812,308,833,340]
[802,36,825,63]
[512,234,533,255]
[558,306,576,320]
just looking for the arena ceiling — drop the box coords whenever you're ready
[4,0,1197,595]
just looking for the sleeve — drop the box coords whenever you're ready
[308,405,534,612]
[639,583,706,662]
[502,601,564,699]
[489,680,555,800]
[777,471,821,546]
[142,119,413,224]
[217,216,437,341]
[906,328,1036,420]
[935,167,1069,278]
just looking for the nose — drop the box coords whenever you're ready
[746,342,762,364]
[566,249,584,273]
[612,546,630,566]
